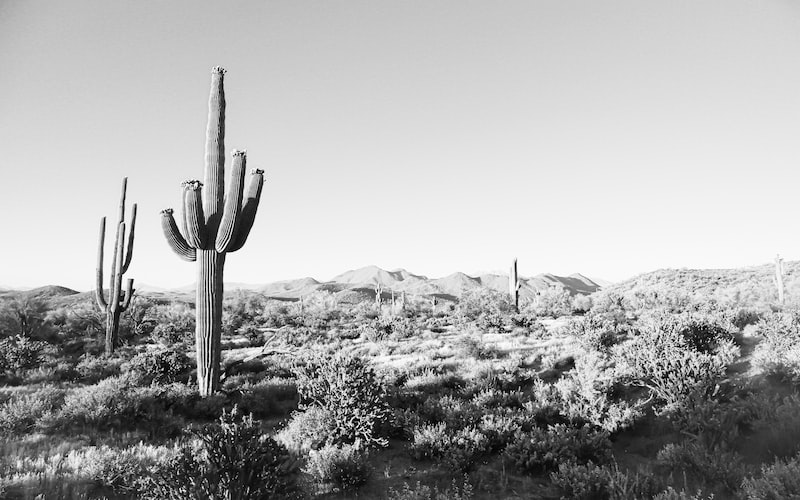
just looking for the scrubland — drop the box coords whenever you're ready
[1,274,800,499]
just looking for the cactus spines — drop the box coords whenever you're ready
[775,254,785,305]
[160,68,265,396]
[96,178,137,356]
[509,258,521,312]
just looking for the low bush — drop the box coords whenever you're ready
[293,352,393,448]
[409,422,489,472]
[741,453,800,500]
[144,407,301,499]
[751,313,800,383]
[303,443,371,492]
[388,476,474,500]
[502,424,611,474]
[657,441,746,493]
[550,462,664,500]
[0,386,64,435]
[0,335,47,378]
[124,347,193,385]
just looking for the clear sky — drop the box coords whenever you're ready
[1,0,799,290]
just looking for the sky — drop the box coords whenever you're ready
[1,0,799,291]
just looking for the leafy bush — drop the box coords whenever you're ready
[303,443,371,491]
[456,288,513,323]
[752,313,800,382]
[550,462,664,500]
[0,335,47,377]
[409,422,489,472]
[502,424,611,474]
[124,347,193,384]
[293,352,393,448]
[657,441,746,493]
[277,406,336,454]
[362,316,418,342]
[613,317,738,414]
[741,454,800,500]
[527,286,573,318]
[144,407,300,499]
[150,321,194,346]
[75,354,122,383]
[0,386,64,435]
[476,311,506,333]
[388,476,474,500]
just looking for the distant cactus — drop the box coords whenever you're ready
[160,67,265,396]
[774,254,785,305]
[375,283,383,306]
[509,258,521,312]
[431,296,437,314]
[96,178,137,356]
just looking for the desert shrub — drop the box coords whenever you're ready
[731,307,764,330]
[566,313,629,353]
[293,352,393,448]
[456,288,513,322]
[409,422,489,472]
[453,335,503,360]
[527,286,573,318]
[657,441,746,493]
[652,487,715,500]
[552,351,641,433]
[241,324,265,346]
[124,347,193,384]
[303,443,371,491]
[613,317,738,414]
[150,322,194,346]
[502,423,611,474]
[75,354,123,383]
[361,316,417,342]
[388,476,474,500]
[277,406,336,454]
[476,311,506,333]
[748,393,800,459]
[0,386,64,435]
[52,374,176,431]
[550,462,664,500]
[751,313,800,382]
[144,407,300,499]
[235,377,297,419]
[741,453,800,500]
[0,335,47,377]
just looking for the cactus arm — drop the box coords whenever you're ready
[161,209,197,261]
[121,278,134,310]
[215,150,247,252]
[182,180,207,248]
[122,203,137,273]
[205,66,226,226]
[227,168,264,252]
[111,223,125,309]
[95,217,108,310]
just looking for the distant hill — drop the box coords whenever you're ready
[597,261,800,308]
[0,265,604,305]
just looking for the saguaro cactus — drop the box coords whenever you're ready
[96,178,137,356]
[375,284,383,306]
[160,67,265,396]
[774,254,785,305]
[509,258,520,312]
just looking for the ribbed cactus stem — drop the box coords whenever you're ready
[96,178,136,355]
[509,258,520,312]
[775,254,785,305]
[160,68,265,397]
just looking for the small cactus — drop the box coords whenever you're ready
[375,283,383,306]
[96,178,136,356]
[509,258,521,312]
[774,254,785,305]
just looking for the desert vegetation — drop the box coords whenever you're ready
[1,262,800,499]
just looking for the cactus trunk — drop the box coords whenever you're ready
[160,67,265,397]
[196,249,225,396]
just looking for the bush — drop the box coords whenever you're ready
[0,335,47,377]
[144,407,300,499]
[752,313,800,382]
[456,289,513,323]
[741,454,800,499]
[293,352,393,448]
[303,443,371,491]
[277,406,336,454]
[150,322,193,346]
[388,476,474,500]
[502,424,611,474]
[550,462,664,500]
[409,422,489,472]
[75,354,122,383]
[125,347,193,384]
[657,441,746,493]
[0,386,64,435]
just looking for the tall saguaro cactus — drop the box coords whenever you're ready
[96,178,137,356]
[160,67,265,396]
[509,258,520,312]
[775,254,785,305]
